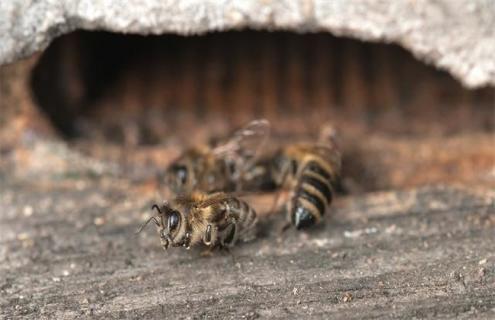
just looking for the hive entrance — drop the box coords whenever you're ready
[30,30,495,191]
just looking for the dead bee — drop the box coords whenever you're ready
[271,128,341,230]
[137,192,258,250]
[165,119,270,195]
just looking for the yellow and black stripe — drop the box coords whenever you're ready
[290,160,335,229]
[219,197,257,246]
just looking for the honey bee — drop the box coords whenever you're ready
[166,119,271,195]
[271,129,341,230]
[137,192,258,250]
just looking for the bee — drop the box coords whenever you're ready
[137,192,258,250]
[271,129,341,230]
[165,119,271,195]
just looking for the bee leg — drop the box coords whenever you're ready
[216,244,236,264]
[276,203,293,235]
[221,221,237,248]
[234,165,244,192]
[269,162,292,215]
[279,221,292,234]
[200,242,223,257]
[200,246,215,257]
[269,188,286,216]
[202,224,213,246]
[276,208,292,235]
[226,247,237,265]
[183,232,192,249]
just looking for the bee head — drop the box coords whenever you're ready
[137,202,186,250]
[157,202,185,249]
[166,163,191,194]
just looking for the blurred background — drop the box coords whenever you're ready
[1,30,494,193]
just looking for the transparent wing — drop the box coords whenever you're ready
[173,194,197,207]
[172,192,228,209]
[195,192,231,208]
[194,191,255,209]
[174,192,235,208]
[212,119,271,168]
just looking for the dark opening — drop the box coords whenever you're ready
[29,30,495,192]
[30,30,494,145]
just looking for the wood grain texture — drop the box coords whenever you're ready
[1,25,494,320]
[1,177,494,319]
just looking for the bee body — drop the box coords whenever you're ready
[273,143,341,229]
[190,195,257,247]
[166,120,270,195]
[167,146,232,195]
[140,192,257,251]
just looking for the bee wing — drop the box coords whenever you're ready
[194,190,265,208]
[194,192,232,208]
[173,193,233,208]
[212,119,271,168]
[173,194,198,208]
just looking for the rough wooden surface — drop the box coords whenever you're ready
[1,173,494,319]
[1,35,494,318]
[1,125,492,320]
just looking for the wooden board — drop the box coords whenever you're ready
[1,176,494,319]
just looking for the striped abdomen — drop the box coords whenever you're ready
[219,198,258,247]
[289,160,335,229]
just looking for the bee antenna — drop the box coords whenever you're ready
[135,216,160,235]
[151,204,163,214]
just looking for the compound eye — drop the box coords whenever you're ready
[174,165,188,186]
[168,211,180,231]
